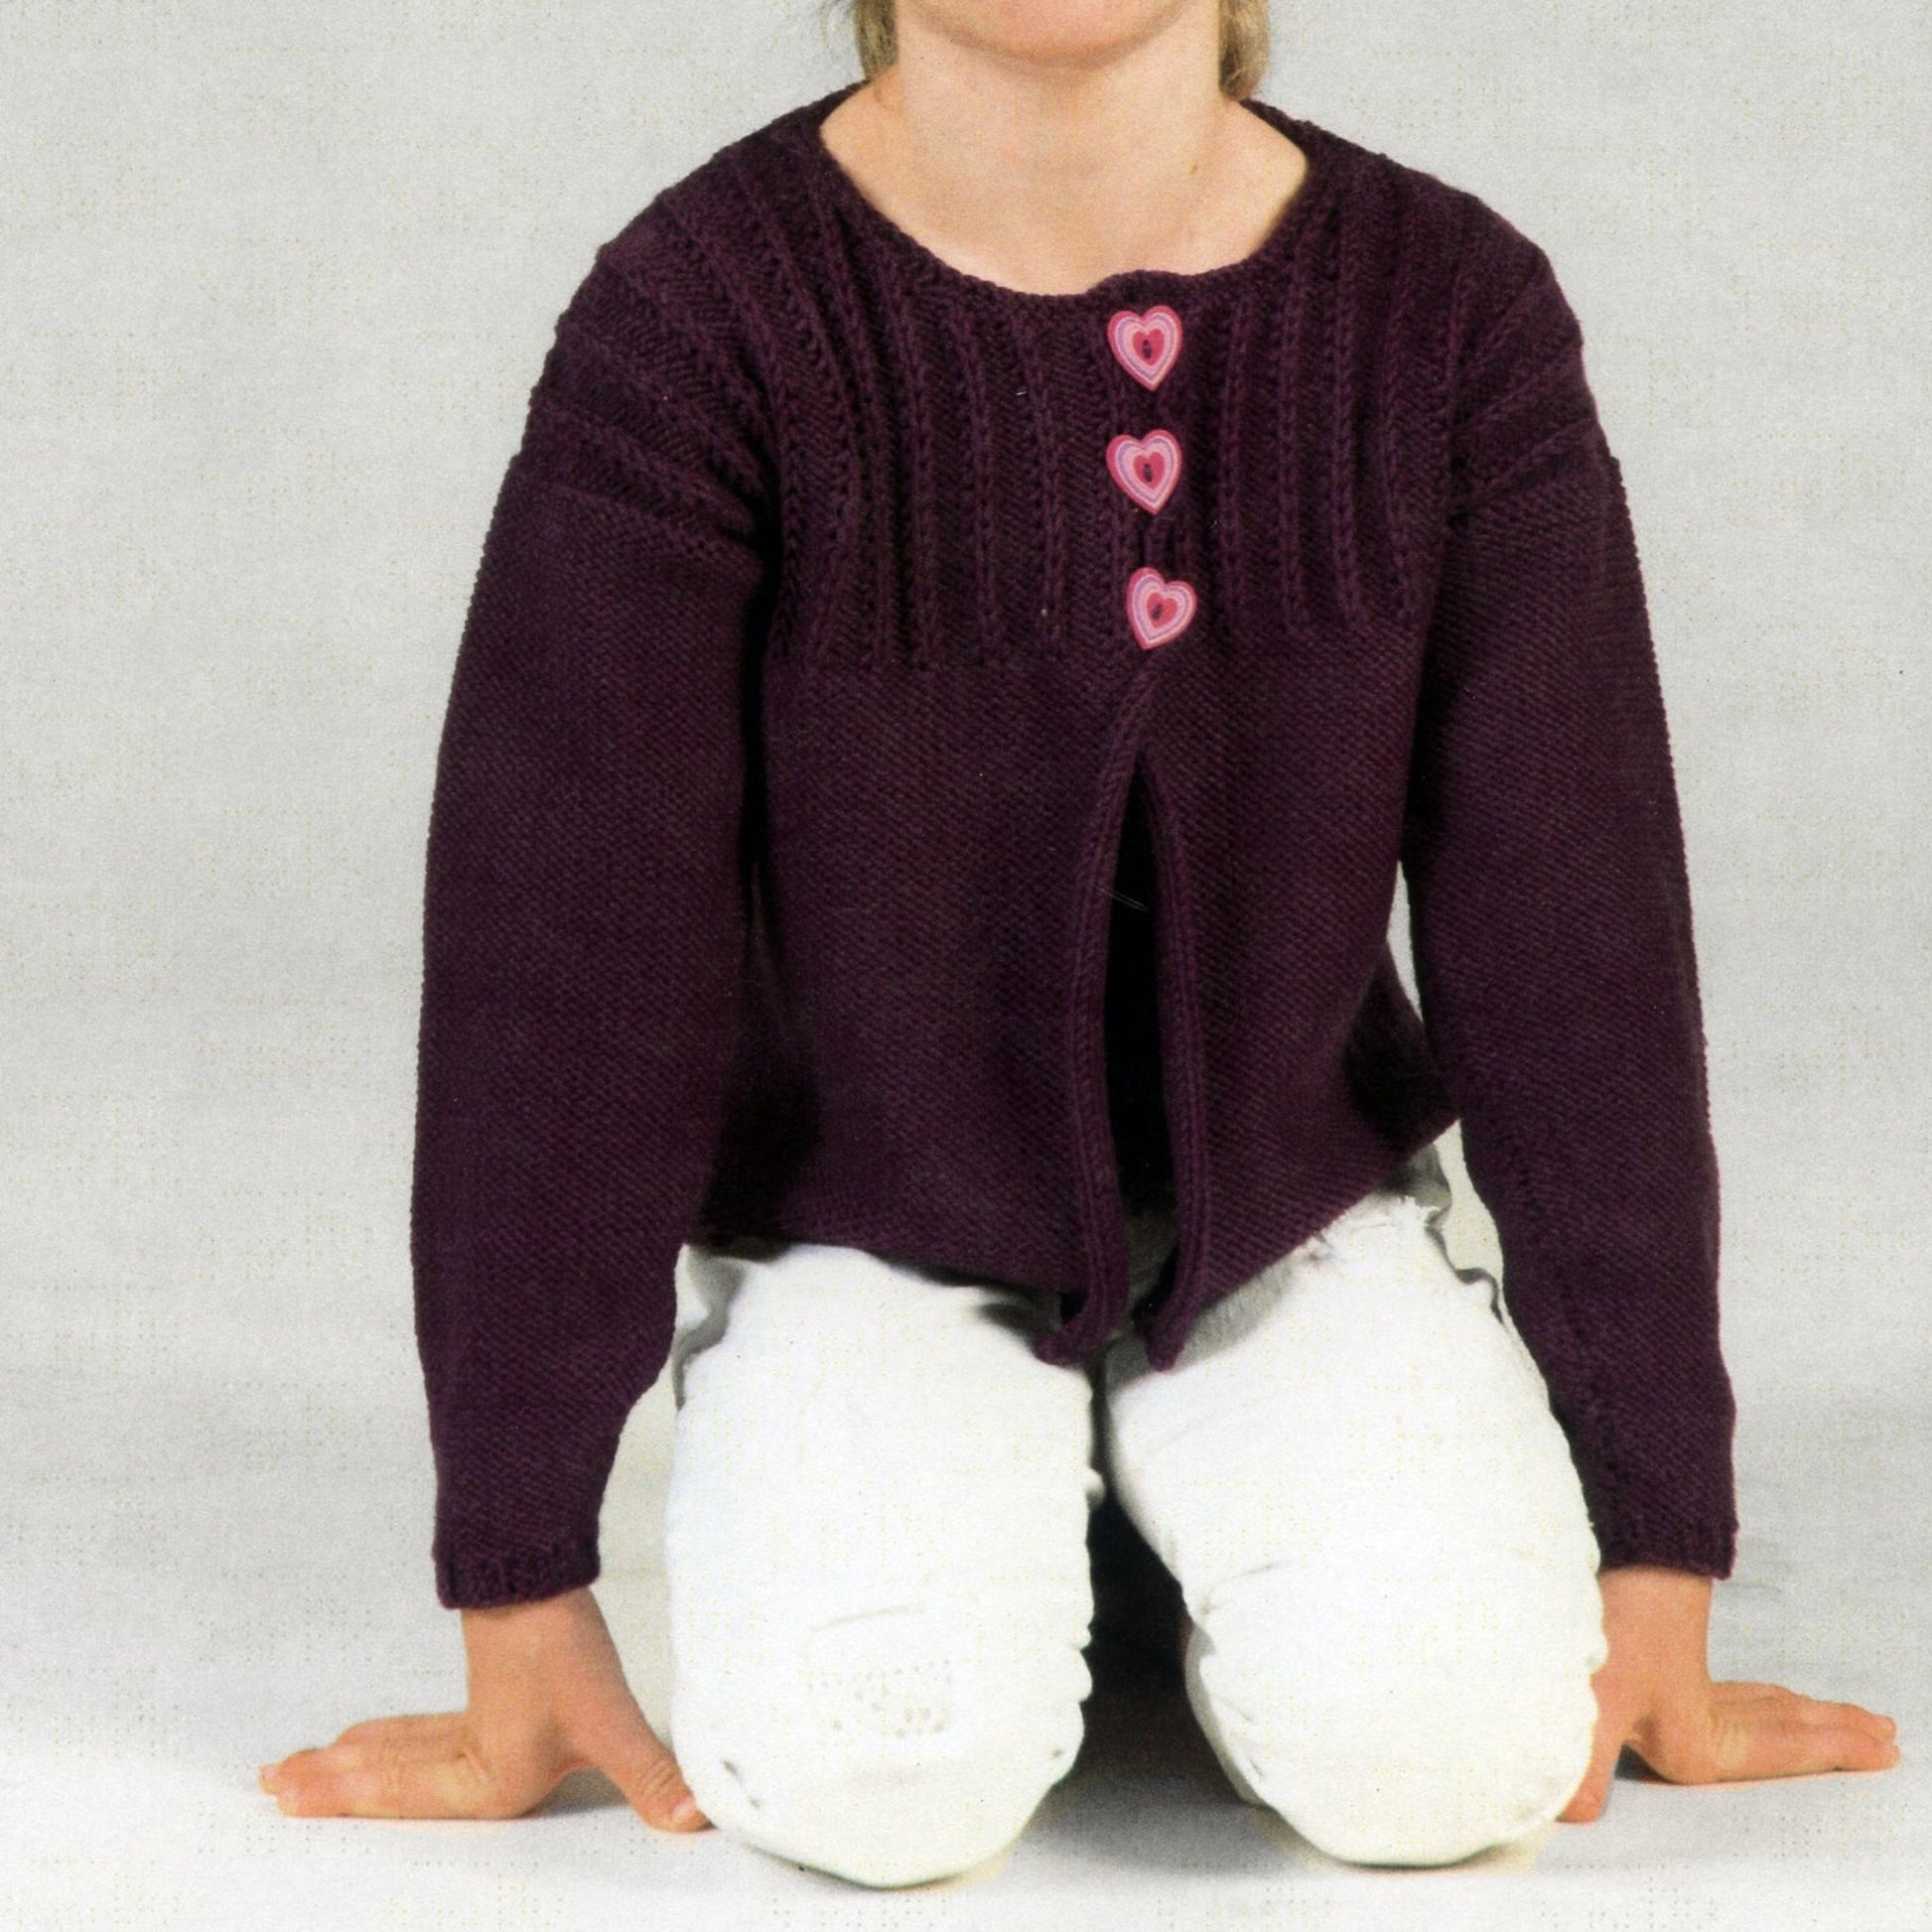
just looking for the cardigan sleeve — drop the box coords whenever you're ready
[1400,213,1739,1579]
[411,227,775,1610]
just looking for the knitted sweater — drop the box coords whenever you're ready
[412,80,1739,1610]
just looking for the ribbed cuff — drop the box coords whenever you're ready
[433,1527,601,1610]
[1583,1490,1737,1581]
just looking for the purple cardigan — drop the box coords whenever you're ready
[412,80,1738,1608]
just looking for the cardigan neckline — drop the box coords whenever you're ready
[777,79,1345,311]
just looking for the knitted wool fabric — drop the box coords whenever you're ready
[411,80,1738,1609]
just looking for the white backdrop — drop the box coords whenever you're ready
[5,2,1927,1924]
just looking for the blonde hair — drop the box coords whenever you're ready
[822,0,1272,101]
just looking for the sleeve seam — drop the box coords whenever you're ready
[525,378,768,537]
[501,452,771,582]
[1453,413,1604,523]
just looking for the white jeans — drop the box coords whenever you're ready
[659,1152,1607,1887]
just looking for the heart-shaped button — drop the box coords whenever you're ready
[1125,566,1197,649]
[1107,306,1182,389]
[1106,430,1181,513]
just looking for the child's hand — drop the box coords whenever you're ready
[256,1585,708,1833]
[1559,1565,1900,1822]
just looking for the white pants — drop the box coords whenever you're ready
[659,1152,1607,1888]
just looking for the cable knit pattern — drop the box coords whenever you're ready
[413,80,1738,1608]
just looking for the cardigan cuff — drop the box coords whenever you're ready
[1579,1481,1738,1580]
[433,1526,602,1611]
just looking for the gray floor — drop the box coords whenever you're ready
[2,1095,1925,1931]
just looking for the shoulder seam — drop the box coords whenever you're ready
[592,195,779,466]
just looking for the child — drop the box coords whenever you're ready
[259,0,1899,1888]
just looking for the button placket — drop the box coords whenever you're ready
[1105,304,1196,651]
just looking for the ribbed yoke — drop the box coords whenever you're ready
[673,99,1420,672]
[411,80,1739,1609]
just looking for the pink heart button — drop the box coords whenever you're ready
[1107,306,1182,389]
[1106,430,1181,514]
[1126,566,1197,649]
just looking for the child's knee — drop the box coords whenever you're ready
[672,1604,1089,1888]
[1248,1690,1593,1866]
[1185,1565,1600,1866]
[694,1744,1073,1888]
